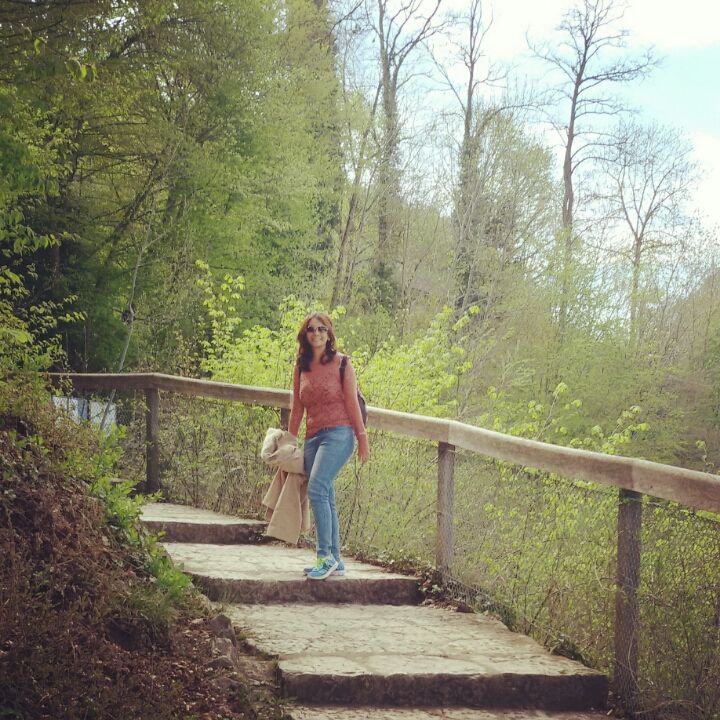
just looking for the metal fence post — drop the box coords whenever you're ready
[145,387,161,493]
[437,441,456,579]
[614,488,642,711]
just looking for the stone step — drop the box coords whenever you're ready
[225,603,607,712]
[140,502,266,544]
[162,542,420,605]
[291,708,608,720]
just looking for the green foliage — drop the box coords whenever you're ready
[353,306,472,416]
[144,536,192,603]
[1,0,347,371]
[83,429,192,604]
[481,381,651,457]
[90,473,152,546]
[0,80,86,371]
[638,501,720,713]
[198,268,473,417]
[198,273,316,387]
[1,288,82,372]
[0,259,84,373]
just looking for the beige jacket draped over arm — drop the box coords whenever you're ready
[260,428,310,544]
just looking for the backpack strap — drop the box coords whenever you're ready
[339,354,347,384]
[339,354,367,426]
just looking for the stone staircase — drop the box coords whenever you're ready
[141,503,609,720]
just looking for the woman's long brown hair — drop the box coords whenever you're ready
[295,312,337,372]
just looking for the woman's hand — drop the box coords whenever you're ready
[357,433,370,464]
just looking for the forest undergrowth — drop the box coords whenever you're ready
[0,375,291,720]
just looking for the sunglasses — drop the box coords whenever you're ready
[306,325,328,334]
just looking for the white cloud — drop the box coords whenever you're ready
[691,132,720,229]
[483,0,567,58]
[444,0,720,57]
[440,0,566,59]
[624,0,720,49]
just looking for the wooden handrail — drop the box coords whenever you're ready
[50,372,292,407]
[49,371,720,514]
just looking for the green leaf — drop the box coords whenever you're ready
[553,382,569,397]
[65,58,82,80]
[0,327,32,344]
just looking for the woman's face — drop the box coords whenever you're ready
[305,317,330,351]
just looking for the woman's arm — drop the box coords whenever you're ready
[342,357,370,463]
[288,365,305,437]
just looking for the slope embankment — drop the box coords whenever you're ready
[0,384,276,720]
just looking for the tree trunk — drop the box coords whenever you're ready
[374,8,401,307]
[630,235,642,348]
[557,70,583,342]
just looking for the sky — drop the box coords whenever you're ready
[440,0,720,228]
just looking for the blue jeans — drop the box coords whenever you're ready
[304,425,355,561]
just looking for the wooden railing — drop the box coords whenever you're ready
[51,371,720,705]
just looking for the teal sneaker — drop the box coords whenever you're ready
[306,556,339,580]
[303,559,345,577]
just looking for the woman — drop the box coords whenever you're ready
[288,312,370,580]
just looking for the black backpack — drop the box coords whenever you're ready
[340,354,368,427]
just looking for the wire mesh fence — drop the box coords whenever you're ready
[116,392,280,516]
[96,389,720,719]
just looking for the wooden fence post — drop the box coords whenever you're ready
[145,387,161,493]
[614,488,642,711]
[437,441,456,579]
[280,407,290,431]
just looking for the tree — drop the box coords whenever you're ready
[438,0,500,314]
[599,121,697,345]
[452,109,555,320]
[367,0,443,307]
[330,81,382,308]
[531,0,654,339]
[284,0,346,275]
[1,0,345,370]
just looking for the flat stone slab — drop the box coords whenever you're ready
[140,502,266,543]
[163,542,420,605]
[291,708,608,720]
[226,603,607,711]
